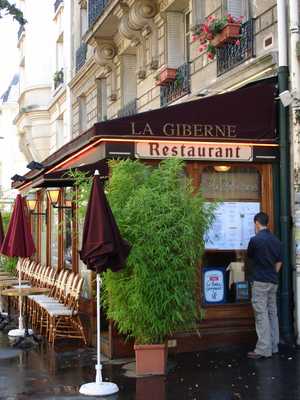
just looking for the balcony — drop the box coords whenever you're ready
[160,62,190,107]
[17,25,25,41]
[54,0,63,13]
[216,19,255,77]
[88,0,110,28]
[76,43,88,72]
[117,99,137,118]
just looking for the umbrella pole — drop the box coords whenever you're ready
[79,273,119,396]
[96,273,102,384]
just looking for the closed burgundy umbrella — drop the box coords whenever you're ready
[1,194,35,337]
[79,171,130,397]
[0,212,4,249]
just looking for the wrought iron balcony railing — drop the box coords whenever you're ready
[216,19,255,77]
[117,98,137,118]
[17,25,25,41]
[88,0,110,28]
[54,0,63,13]
[160,62,191,107]
[76,43,88,72]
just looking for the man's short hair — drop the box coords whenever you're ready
[254,212,269,226]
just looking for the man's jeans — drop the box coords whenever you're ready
[251,281,279,357]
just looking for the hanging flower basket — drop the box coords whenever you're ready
[192,14,243,60]
[210,23,241,48]
[155,67,177,86]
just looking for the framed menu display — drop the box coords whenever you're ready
[205,202,260,250]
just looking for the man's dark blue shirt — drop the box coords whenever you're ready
[247,229,282,284]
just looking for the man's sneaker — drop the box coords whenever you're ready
[247,351,271,359]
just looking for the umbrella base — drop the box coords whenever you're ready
[79,382,119,396]
[12,334,41,349]
[8,328,33,337]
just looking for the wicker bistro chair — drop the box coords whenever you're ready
[45,275,87,345]
[30,269,71,332]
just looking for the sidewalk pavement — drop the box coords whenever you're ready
[0,330,299,400]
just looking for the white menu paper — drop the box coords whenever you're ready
[205,202,260,250]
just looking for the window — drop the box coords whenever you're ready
[121,55,137,106]
[192,0,205,25]
[56,38,64,72]
[63,188,72,270]
[200,166,261,305]
[56,114,64,149]
[40,192,47,266]
[166,11,185,68]
[78,95,87,133]
[80,6,88,38]
[96,79,107,121]
[226,0,249,21]
[50,207,59,268]
[185,11,191,62]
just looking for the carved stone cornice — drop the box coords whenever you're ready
[78,0,87,9]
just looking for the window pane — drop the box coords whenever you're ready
[40,193,47,265]
[201,166,260,201]
[51,208,59,268]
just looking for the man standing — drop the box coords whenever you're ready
[247,212,282,359]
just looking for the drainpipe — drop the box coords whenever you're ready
[277,0,294,342]
[290,0,300,344]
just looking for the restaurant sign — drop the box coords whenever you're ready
[135,142,253,162]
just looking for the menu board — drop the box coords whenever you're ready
[205,202,260,250]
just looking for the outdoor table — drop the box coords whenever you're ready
[1,287,50,347]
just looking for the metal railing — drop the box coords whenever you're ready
[117,98,137,118]
[17,25,25,41]
[216,19,255,77]
[160,62,191,107]
[88,0,110,28]
[54,0,63,13]
[76,43,88,72]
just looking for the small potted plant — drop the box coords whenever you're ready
[102,158,215,375]
[192,14,243,60]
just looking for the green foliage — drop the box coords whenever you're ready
[0,255,17,274]
[66,169,92,221]
[1,211,11,232]
[0,0,26,25]
[102,158,216,345]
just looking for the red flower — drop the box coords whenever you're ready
[235,39,241,46]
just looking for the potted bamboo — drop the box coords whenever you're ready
[102,159,215,376]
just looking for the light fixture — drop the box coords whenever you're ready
[46,188,72,210]
[26,192,37,212]
[25,193,46,219]
[213,165,231,172]
[46,188,61,206]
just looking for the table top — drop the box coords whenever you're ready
[1,287,50,297]
[0,276,16,280]
[0,280,28,288]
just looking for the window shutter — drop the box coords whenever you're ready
[122,55,137,105]
[227,0,249,20]
[166,12,185,68]
[97,79,107,121]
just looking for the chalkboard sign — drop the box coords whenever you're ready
[203,267,226,304]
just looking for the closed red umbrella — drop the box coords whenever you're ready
[0,212,4,248]
[79,173,130,273]
[0,194,35,339]
[1,194,35,258]
[79,171,130,396]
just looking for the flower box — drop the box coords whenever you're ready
[155,67,177,86]
[210,23,241,48]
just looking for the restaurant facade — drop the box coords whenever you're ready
[12,78,288,358]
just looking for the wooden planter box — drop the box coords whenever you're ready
[155,68,177,86]
[210,23,241,48]
[134,343,168,376]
